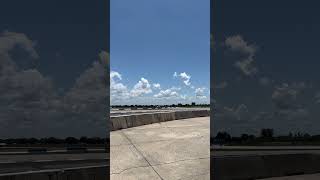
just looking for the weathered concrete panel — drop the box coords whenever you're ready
[110,110,210,131]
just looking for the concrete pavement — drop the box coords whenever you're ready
[110,117,210,180]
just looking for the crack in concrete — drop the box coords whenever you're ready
[110,157,210,177]
[111,118,210,179]
[120,131,164,180]
[151,157,210,167]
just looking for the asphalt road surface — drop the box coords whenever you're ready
[0,151,108,174]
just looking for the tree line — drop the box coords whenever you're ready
[212,128,320,145]
[112,103,210,109]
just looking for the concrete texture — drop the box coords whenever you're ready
[110,117,210,180]
[110,109,210,131]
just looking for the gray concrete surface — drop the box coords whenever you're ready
[110,109,210,131]
[110,117,210,180]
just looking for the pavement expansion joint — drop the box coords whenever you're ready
[121,130,165,180]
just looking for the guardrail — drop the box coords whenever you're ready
[110,109,210,131]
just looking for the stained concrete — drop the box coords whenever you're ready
[110,117,210,180]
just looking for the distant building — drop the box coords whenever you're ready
[191,102,196,106]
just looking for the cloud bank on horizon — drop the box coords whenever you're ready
[212,33,320,136]
[0,31,108,138]
[110,70,209,105]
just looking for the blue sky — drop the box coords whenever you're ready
[110,0,210,105]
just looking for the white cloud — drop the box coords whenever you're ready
[195,87,207,99]
[153,83,161,89]
[130,77,152,97]
[110,71,122,81]
[154,88,179,98]
[173,72,178,78]
[173,72,191,86]
[180,94,187,100]
[110,71,130,100]
[170,86,181,91]
[174,72,191,86]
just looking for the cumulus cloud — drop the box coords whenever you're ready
[130,77,152,97]
[225,35,258,76]
[110,71,130,100]
[195,87,207,99]
[0,31,63,137]
[234,58,258,76]
[271,83,305,110]
[225,35,256,56]
[173,72,178,78]
[174,72,191,86]
[153,83,161,89]
[110,71,122,81]
[154,88,179,98]
[0,30,110,138]
[0,31,39,59]
[213,103,251,135]
[61,50,109,136]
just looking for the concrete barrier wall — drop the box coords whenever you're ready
[110,110,210,131]
[212,153,320,180]
[0,165,108,180]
